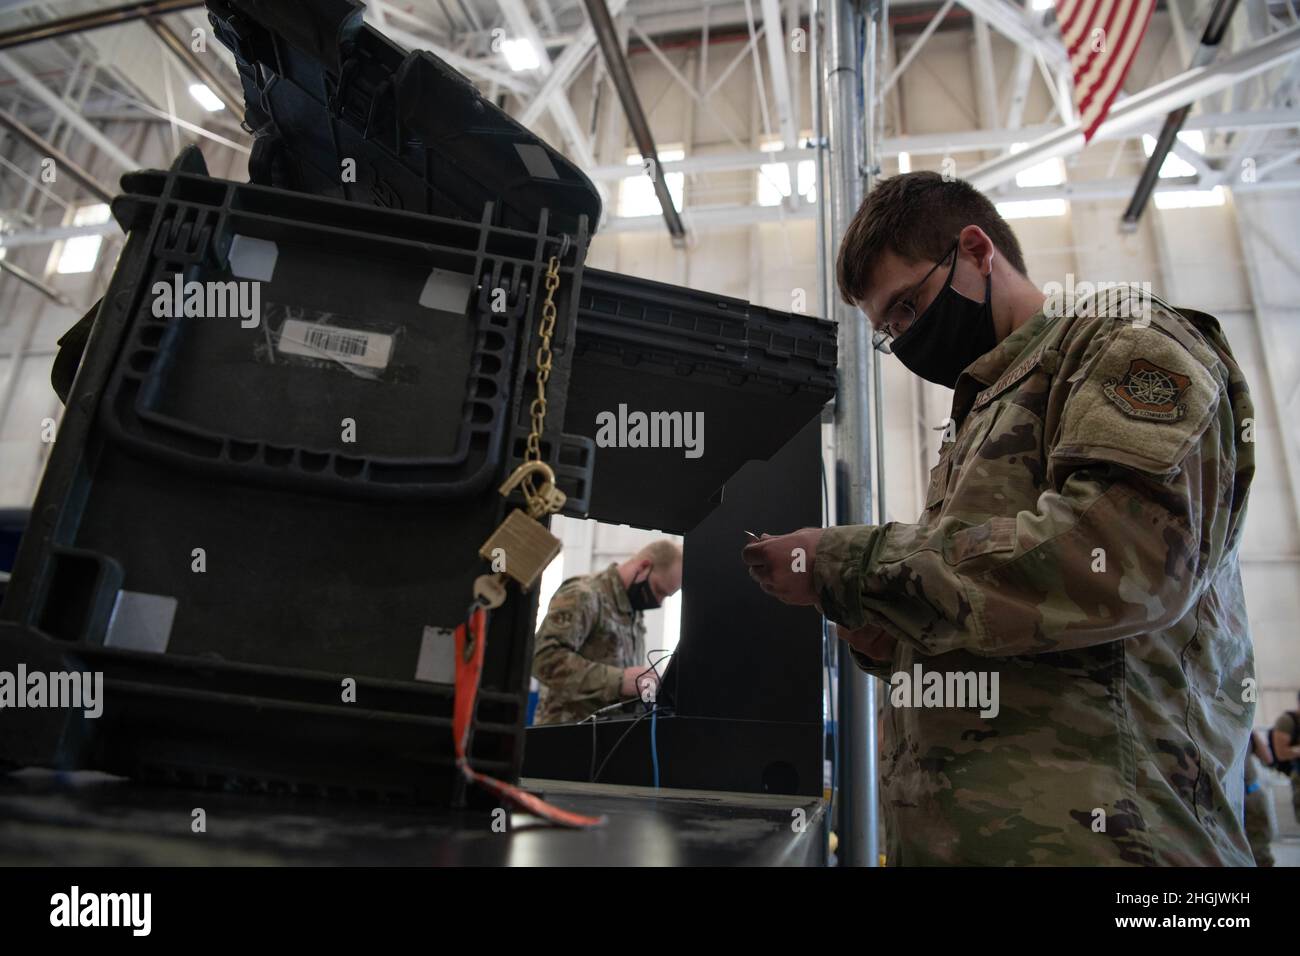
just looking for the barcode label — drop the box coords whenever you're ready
[277,318,393,369]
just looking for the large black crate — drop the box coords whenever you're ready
[0,144,594,804]
[567,269,836,533]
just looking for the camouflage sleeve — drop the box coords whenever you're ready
[847,645,896,679]
[531,583,623,705]
[814,315,1236,658]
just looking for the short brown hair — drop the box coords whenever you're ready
[635,540,682,571]
[835,172,1027,306]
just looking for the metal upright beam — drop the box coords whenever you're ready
[1004,46,1035,129]
[743,0,776,143]
[1233,200,1300,540]
[784,0,802,134]
[760,0,799,147]
[972,16,999,130]
[827,0,879,869]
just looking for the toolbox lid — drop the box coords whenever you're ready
[208,0,602,235]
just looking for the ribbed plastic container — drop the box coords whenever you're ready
[567,269,836,532]
[0,145,593,805]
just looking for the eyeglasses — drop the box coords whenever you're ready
[870,242,957,354]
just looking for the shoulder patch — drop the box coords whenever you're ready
[1102,358,1191,422]
[1054,321,1221,477]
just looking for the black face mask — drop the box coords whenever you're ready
[890,254,996,388]
[627,567,660,611]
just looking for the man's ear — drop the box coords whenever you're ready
[957,224,994,274]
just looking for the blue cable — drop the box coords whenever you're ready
[650,703,660,788]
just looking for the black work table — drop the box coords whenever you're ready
[0,769,826,866]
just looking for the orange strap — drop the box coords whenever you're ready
[453,605,605,828]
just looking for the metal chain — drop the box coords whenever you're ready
[522,255,561,508]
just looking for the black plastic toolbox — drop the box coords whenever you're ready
[567,269,835,533]
[0,142,594,804]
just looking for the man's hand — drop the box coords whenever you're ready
[741,528,825,606]
[621,665,660,702]
[835,623,897,663]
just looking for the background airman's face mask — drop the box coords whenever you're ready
[890,252,996,388]
[627,567,660,611]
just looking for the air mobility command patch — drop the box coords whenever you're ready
[1102,358,1191,422]
[1054,316,1219,477]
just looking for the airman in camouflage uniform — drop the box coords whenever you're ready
[743,173,1256,865]
[533,542,682,725]
[786,289,1255,865]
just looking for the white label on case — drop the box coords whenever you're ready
[277,318,393,369]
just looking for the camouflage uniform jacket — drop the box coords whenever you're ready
[814,288,1256,865]
[532,563,646,725]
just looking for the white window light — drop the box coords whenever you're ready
[996,198,1069,219]
[619,148,685,218]
[1011,142,1066,188]
[55,203,112,275]
[1141,131,1205,179]
[501,37,540,72]
[534,551,566,633]
[187,83,224,112]
[756,139,816,206]
[659,588,682,655]
[1153,186,1226,210]
[897,150,911,174]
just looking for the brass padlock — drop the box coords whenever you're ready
[479,509,561,591]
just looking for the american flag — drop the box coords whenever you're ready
[1056,0,1157,141]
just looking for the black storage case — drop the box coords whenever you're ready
[0,0,837,803]
[0,0,603,804]
[0,141,593,803]
[568,269,835,532]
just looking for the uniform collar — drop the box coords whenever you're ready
[600,562,635,616]
[950,309,1051,424]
